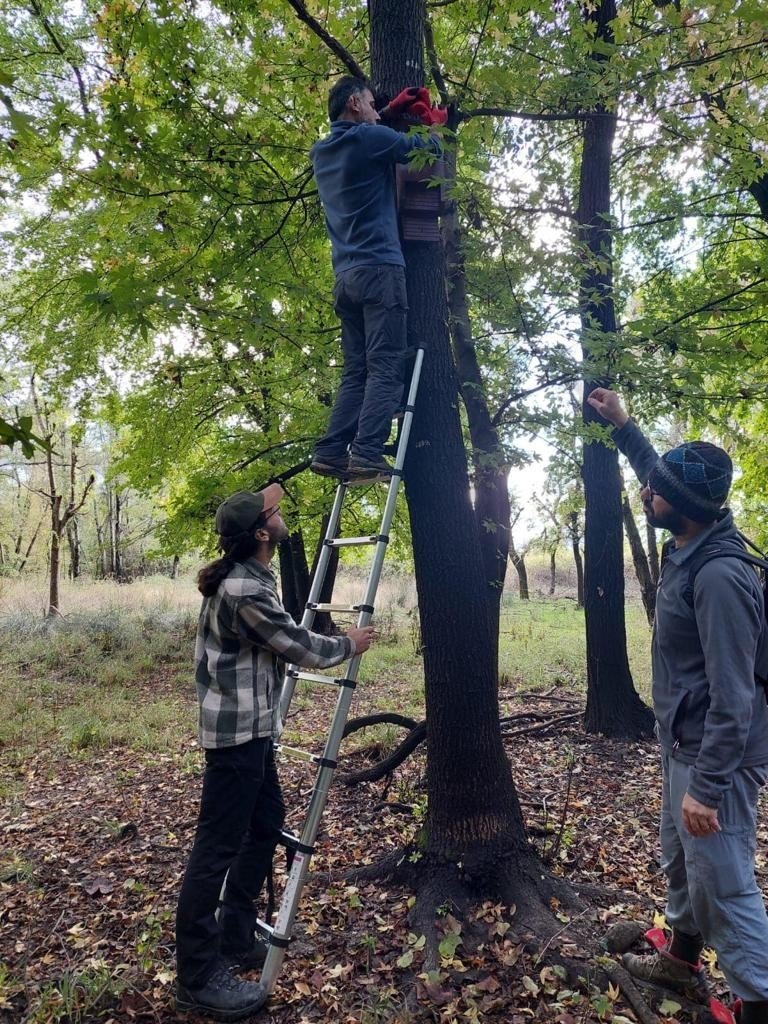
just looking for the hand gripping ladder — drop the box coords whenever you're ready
[251,346,425,1009]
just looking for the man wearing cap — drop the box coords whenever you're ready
[176,484,374,1020]
[587,387,768,1023]
[309,75,444,485]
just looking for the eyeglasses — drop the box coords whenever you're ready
[644,482,656,501]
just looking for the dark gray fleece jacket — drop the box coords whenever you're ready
[613,419,768,807]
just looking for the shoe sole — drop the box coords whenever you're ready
[176,987,268,1021]
[310,462,349,480]
[347,472,393,486]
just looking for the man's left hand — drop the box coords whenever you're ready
[682,791,720,837]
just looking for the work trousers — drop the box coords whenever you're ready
[314,264,408,463]
[176,737,286,989]
[661,752,768,1001]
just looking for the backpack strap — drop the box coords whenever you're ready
[682,547,768,609]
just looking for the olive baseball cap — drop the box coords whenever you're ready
[214,483,284,537]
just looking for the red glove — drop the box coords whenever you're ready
[406,99,432,122]
[386,87,421,115]
[427,106,448,126]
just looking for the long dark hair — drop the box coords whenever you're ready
[197,516,266,597]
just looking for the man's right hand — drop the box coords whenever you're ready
[586,387,629,428]
[347,625,375,654]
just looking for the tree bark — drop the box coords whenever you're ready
[66,518,81,579]
[509,514,530,601]
[548,547,557,596]
[646,523,660,586]
[310,514,338,635]
[278,529,312,624]
[621,493,655,625]
[578,0,653,739]
[369,0,544,893]
[442,145,510,650]
[569,511,585,609]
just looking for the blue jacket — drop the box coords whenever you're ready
[613,419,768,807]
[310,121,442,274]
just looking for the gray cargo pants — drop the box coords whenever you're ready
[662,752,768,1000]
[314,264,408,464]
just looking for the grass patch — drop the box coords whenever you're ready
[0,606,196,758]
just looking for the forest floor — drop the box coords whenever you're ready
[0,573,763,1024]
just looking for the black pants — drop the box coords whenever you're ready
[175,738,286,988]
[314,264,408,463]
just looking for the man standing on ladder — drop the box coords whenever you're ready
[176,483,375,1021]
[309,75,444,485]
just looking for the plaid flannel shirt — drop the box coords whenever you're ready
[195,557,352,748]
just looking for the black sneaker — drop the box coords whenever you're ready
[347,454,394,485]
[176,965,267,1021]
[310,454,349,480]
[221,936,269,972]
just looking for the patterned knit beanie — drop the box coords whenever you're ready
[647,442,732,523]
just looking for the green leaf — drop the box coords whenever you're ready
[658,999,682,1016]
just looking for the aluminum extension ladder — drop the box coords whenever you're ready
[251,345,425,1008]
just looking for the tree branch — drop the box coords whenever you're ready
[458,107,609,123]
[284,0,366,79]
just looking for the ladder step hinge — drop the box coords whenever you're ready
[268,933,291,949]
[279,831,314,855]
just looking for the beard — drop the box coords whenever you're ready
[644,504,687,534]
[266,520,290,550]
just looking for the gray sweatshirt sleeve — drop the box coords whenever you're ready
[611,419,660,488]
[688,559,764,807]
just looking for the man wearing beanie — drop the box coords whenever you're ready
[176,484,375,1020]
[588,387,768,1023]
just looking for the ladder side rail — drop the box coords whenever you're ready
[279,483,347,722]
[262,348,426,995]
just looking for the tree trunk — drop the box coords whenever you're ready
[508,516,530,601]
[114,491,126,582]
[569,511,585,610]
[646,523,660,586]
[621,493,655,625]
[310,515,338,636]
[548,548,557,596]
[369,0,546,900]
[442,145,510,651]
[17,513,45,573]
[278,530,312,624]
[578,0,653,739]
[48,500,62,618]
[66,518,81,580]
[170,554,180,579]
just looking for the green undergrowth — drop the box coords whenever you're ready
[499,597,652,700]
[0,608,196,758]
[0,592,654,773]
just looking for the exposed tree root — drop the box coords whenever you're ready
[605,963,660,1024]
[340,708,583,785]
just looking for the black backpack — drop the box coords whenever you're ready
[680,537,768,693]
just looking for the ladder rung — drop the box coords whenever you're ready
[307,602,362,613]
[287,669,355,688]
[326,535,382,547]
[275,744,337,769]
[255,919,275,938]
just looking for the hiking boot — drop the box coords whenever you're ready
[220,936,269,972]
[622,950,703,995]
[176,965,267,1021]
[310,454,349,480]
[347,454,393,485]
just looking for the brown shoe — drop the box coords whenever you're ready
[622,950,703,995]
[347,454,393,485]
